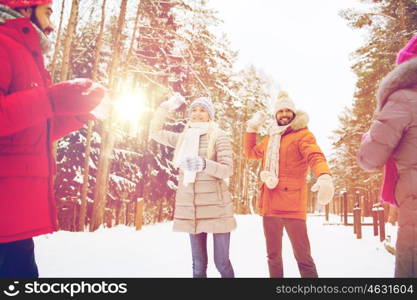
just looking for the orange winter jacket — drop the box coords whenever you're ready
[244,111,330,220]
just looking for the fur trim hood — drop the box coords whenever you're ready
[289,110,309,131]
[377,57,417,112]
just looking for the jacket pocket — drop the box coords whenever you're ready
[270,184,302,212]
[193,180,224,205]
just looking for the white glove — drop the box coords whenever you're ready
[311,174,334,205]
[180,157,206,172]
[160,93,185,111]
[260,170,278,189]
[247,111,267,132]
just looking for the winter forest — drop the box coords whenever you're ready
[47,0,417,232]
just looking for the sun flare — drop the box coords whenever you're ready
[112,89,149,136]
[114,89,148,125]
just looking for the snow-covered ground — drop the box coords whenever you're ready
[34,214,396,278]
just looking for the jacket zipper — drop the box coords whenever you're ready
[46,119,55,229]
[217,181,224,204]
[192,181,197,234]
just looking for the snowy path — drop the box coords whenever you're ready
[34,214,395,278]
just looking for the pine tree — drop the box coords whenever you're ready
[334,0,417,220]
[51,0,268,229]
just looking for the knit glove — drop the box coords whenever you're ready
[48,78,106,116]
[260,170,278,189]
[160,93,185,111]
[247,111,267,132]
[90,93,112,120]
[180,157,206,172]
[311,174,335,205]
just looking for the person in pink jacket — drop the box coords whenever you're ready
[0,0,106,277]
[357,34,417,277]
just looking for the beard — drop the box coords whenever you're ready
[30,6,41,30]
[30,6,51,35]
[277,116,294,126]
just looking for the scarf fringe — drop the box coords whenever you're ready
[261,123,289,189]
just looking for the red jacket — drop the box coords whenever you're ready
[0,18,88,243]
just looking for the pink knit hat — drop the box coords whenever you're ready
[0,0,52,8]
[396,34,417,65]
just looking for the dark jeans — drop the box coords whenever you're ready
[189,232,234,278]
[0,238,39,278]
[263,216,318,278]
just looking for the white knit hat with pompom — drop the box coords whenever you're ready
[274,91,295,115]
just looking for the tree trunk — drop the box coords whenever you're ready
[52,0,79,228]
[399,0,408,44]
[60,0,79,81]
[241,100,249,213]
[126,1,141,70]
[78,0,107,232]
[50,0,65,80]
[90,0,128,232]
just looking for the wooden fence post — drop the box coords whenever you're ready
[372,203,379,236]
[353,205,362,239]
[378,206,386,242]
[135,198,144,231]
[343,191,348,226]
[339,193,343,223]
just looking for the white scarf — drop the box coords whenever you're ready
[260,123,289,189]
[173,122,210,186]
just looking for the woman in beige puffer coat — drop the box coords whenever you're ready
[149,94,236,278]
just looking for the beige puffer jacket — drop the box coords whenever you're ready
[150,108,236,234]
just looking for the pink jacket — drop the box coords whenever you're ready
[357,57,417,217]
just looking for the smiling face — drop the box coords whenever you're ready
[275,108,295,126]
[190,105,210,122]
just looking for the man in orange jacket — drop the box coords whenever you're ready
[244,91,334,278]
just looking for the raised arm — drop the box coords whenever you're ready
[149,94,185,148]
[149,107,180,148]
[244,111,268,160]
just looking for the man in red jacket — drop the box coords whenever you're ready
[0,0,106,277]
